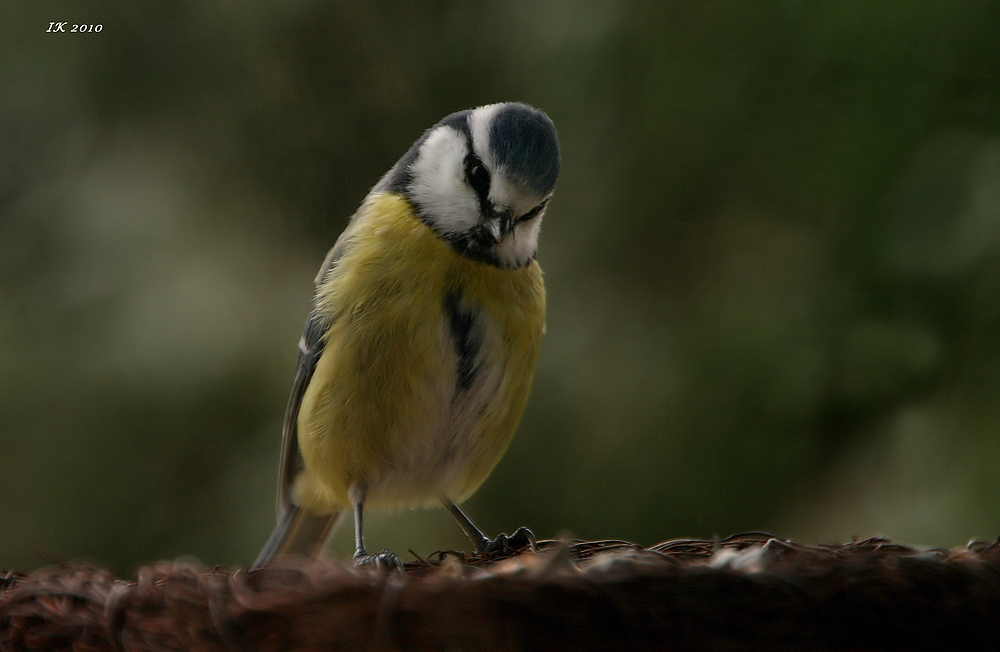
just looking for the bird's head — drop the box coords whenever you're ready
[378,102,560,269]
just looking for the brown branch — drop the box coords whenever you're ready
[3,534,1000,651]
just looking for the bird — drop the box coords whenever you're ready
[253,102,560,569]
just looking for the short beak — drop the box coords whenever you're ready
[484,208,514,244]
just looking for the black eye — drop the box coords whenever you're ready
[465,154,491,196]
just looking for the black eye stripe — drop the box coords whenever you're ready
[518,199,548,222]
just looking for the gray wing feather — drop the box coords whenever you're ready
[275,226,355,519]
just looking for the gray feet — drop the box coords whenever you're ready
[476,526,536,554]
[354,548,404,571]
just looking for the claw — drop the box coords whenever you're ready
[476,527,537,554]
[354,549,404,571]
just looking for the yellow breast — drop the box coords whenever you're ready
[293,193,545,512]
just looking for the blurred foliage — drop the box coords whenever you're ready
[2,0,1000,574]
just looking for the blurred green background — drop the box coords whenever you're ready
[3,0,1000,575]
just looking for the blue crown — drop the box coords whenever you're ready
[489,103,560,196]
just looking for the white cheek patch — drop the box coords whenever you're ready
[489,171,547,267]
[497,207,545,266]
[489,173,542,217]
[407,126,479,235]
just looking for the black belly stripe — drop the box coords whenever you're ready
[443,288,480,394]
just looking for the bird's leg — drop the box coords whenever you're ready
[352,498,403,570]
[444,500,536,554]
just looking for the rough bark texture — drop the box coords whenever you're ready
[3,534,1000,651]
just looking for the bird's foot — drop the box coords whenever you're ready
[353,549,404,571]
[475,527,536,554]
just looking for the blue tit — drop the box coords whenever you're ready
[253,102,560,569]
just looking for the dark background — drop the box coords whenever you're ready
[3,1,1000,575]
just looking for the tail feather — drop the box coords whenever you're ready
[252,506,343,569]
